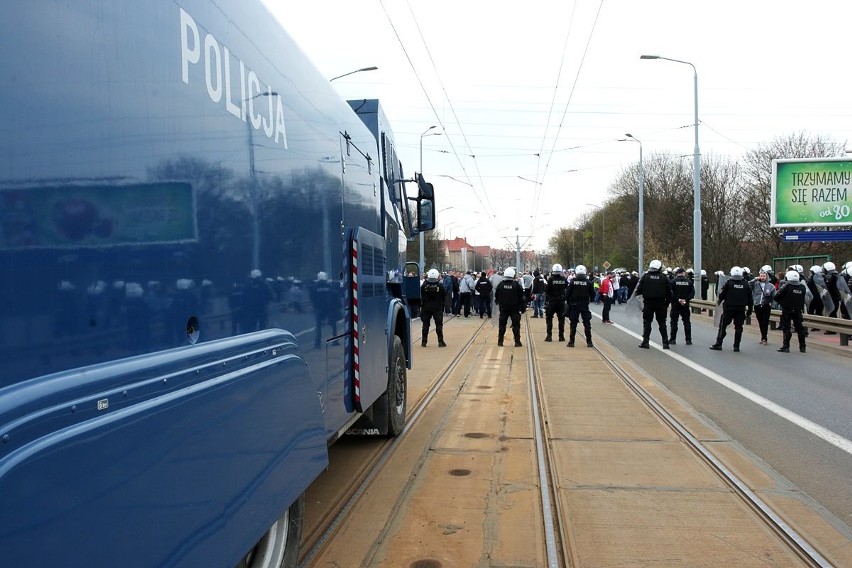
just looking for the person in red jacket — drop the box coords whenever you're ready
[599,272,615,323]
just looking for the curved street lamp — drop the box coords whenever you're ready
[622,133,644,274]
[329,66,378,82]
[640,54,701,288]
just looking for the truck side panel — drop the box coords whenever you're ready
[0,331,327,566]
[0,0,407,564]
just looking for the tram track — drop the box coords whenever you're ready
[297,317,491,567]
[594,343,832,568]
[299,312,841,566]
[522,311,832,568]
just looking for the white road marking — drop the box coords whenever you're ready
[598,314,852,456]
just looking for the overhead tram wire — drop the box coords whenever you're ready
[534,0,606,228]
[532,0,579,217]
[377,0,499,230]
[403,0,499,230]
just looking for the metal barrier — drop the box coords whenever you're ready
[691,299,851,347]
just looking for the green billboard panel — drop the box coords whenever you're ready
[772,158,852,227]
[0,183,197,249]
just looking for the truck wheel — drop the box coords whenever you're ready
[237,493,304,568]
[386,335,408,436]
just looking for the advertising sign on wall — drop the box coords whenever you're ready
[0,183,196,249]
[772,158,852,227]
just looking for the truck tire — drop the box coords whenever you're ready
[386,335,408,436]
[237,493,304,568]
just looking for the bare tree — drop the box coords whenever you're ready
[700,154,746,273]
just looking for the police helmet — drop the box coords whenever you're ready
[649,259,662,270]
[686,268,694,274]
[785,270,800,283]
[793,264,803,273]
[427,269,440,281]
[761,264,772,273]
[824,261,836,271]
[552,263,563,273]
[730,266,743,278]
[809,265,822,274]
[575,265,587,276]
[701,269,706,276]
[742,267,751,276]
[504,267,516,279]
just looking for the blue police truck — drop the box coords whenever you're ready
[0,2,434,566]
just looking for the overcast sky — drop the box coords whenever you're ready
[262,0,852,252]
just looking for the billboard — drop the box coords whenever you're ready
[771,158,852,227]
[0,183,197,249]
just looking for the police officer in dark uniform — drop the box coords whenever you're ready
[310,271,339,349]
[565,264,595,348]
[544,263,567,342]
[710,266,753,352]
[635,259,671,349]
[775,270,807,353]
[701,269,710,301]
[669,267,694,345]
[420,269,447,348]
[495,267,525,347]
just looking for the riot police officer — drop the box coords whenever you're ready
[565,264,595,348]
[710,266,753,352]
[495,267,525,347]
[544,263,567,342]
[635,259,671,349]
[669,267,694,345]
[775,270,807,353]
[420,269,447,347]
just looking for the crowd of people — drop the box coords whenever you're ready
[419,259,852,354]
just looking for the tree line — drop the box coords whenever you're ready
[549,132,852,274]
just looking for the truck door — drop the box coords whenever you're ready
[347,227,388,413]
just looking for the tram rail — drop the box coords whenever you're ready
[298,316,490,566]
[296,313,847,566]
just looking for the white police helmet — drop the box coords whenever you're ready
[552,263,563,273]
[785,270,800,283]
[793,264,803,273]
[730,266,743,278]
[575,264,587,276]
[504,267,516,279]
[701,269,706,276]
[823,261,836,271]
[427,269,440,281]
[810,265,822,274]
[649,259,662,270]
[761,264,772,273]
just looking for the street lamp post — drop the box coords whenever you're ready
[641,54,701,290]
[419,126,441,273]
[624,133,644,275]
[245,90,278,271]
[328,66,378,82]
